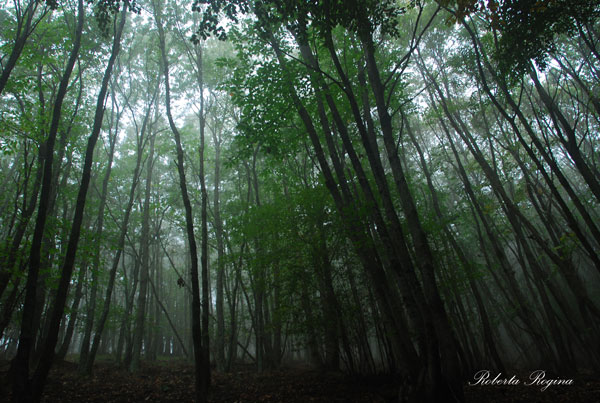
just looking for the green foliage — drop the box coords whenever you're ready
[192,0,250,41]
[217,27,307,165]
[192,0,410,43]
[92,0,141,36]
[447,0,600,74]
[1,0,599,380]
[494,0,600,73]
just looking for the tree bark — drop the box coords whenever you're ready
[130,127,156,372]
[79,83,121,370]
[9,0,85,399]
[29,6,128,399]
[0,1,46,96]
[153,1,208,400]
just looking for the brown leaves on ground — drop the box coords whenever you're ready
[0,360,598,402]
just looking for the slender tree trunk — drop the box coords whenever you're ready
[405,116,506,373]
[153,1,208,400]
[436,111,552,360]
[9,1,85,399]
[528,68,600,202]
[55,257,87,361]
[83,49,157,379]
[297,30,425,378]
[148,274,189,357]
[0,147,43,300]
[122,252,141,369]
[269,31,422,402]
[299,280,322,367]
[314,215,339,370]
[212,116,226,371]
[0,1,43,96]
[357,26,464,402]
[28,7,128,399]
[195,43,211,386]
[130,128,156,372]
[347,267,376,373]
[79,87,121,368]
[461,20,600,262]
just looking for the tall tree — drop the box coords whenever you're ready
[153,0,209,400]
[9,0,85,399]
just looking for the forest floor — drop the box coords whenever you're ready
[1,359,599,402]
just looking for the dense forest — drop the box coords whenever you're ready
[0,0,599,402]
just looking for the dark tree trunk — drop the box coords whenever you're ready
[79,87,121,368]
[153,2,208,401]
[0,1,42,96]
[9,1,85,400]
[130,128,156,372]
[29,6,128,400]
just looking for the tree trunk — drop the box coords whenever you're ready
[83,43,156,378]
[9,1,85,399]
[195,43,211,386]
[28,6,128,399]
[130,127,156,372]
[55,257,87,361]
[153,1,208,400]
[79,86,121,368]
[0,1,42,96]
[210,109,226,371]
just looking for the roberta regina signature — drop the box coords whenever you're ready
[468,369,574,391]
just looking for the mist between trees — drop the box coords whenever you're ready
[0,0,599,402]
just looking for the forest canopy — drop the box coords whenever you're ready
[0,0,599,402]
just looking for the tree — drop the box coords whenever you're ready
[1,0,599,401]
[152,0,209,400]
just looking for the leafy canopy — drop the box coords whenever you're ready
[445,0,600,73]
[191,0,409,42]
